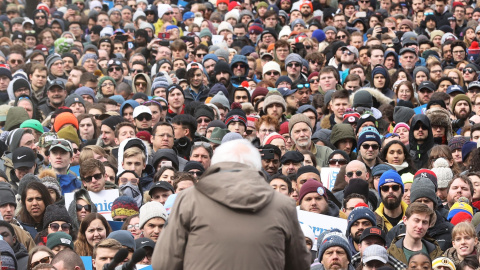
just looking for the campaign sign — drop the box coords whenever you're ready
[414,104,427,115]
[65,189,120,221]
[297,210,348,249]
[80,256,93,270]
[212,35,224,45]
[320,168,340,190]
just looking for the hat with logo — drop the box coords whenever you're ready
[49,139,73,153]
[12,147,36,169]
[46,232,73,250]
[359,226,386,244]
[149,181,175,196]
[418,81,436,92]
[378,169,404,193]
[298,179,328,203]
[347,206,376,235]
[432,257,456,270]
[447,85,465,95]
[65,94,85,107]
[37,132,58,148]
[135,237,155,250]
[357,131,381,148]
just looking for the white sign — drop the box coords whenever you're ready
[65,189,120,221]
[320,168,340,190]
[212,35,224,45]
[297,210,348,249]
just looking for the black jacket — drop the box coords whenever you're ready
[408,114,434,170]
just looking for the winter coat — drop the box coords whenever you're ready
[13,241,28,269]
[290,143,333,168]
[426,107,453,144]
[67,189,98,231]
[385,210,453,252]
[320,113,336,130]
[12,223,35,251]
[375,201,409,232]
[387,235,443,264]
[38,99,58,117]
[151,162,311,270]
[443,243,480,265]
[131,73,152,96]
[183,84,210,105]
[349,87,393,109]
[408,115,435,170]
[57,171,82,195]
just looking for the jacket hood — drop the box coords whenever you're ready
[408,114,434,149]
[7,77,31,101]
[330,123,356,148]
[195,162,274,212]
[132,73,152,96]
[67,189,98,230]
[349,87,392,107]
[120,100,140,116]
[425,107,453,141]
[384,50,399,69]
[230,55,250,80]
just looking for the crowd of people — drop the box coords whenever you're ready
[1,0,480,268]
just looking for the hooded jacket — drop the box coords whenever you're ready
[408,114,435,170]
[387,234,443,264]
[57,171,82,195]
[0,240,17,269]
[12,241,28,269]
[67,189,98,231]
[151,162,311,270]
[132,73,152,96]
[426,107,453,144]
[7,77,31,102]
[230,55,250,87]
[330,123,357,160]
[384,50,399,70]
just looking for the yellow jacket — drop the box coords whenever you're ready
[375,201,409,231]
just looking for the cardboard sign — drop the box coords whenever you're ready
[297,210,348,250]
[80,256,93,270]
[320,168,340,190]
[65,189,120,221]
[212,35,224,45]
[414,104,427,115]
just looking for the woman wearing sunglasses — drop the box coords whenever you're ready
[67,189,97,231]
[27,246,54,270]
[33,204,76,246]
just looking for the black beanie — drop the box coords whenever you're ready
[224,103,247,128]
[214,61,232,76]
[62,52,78,66]
[101,115,125,132]
[296,165,320,178]
[355,115,377,134]
[353,90,373,108]
[43,204,73,230]
[194,104,215,120]
[183,161,205,173]
[343,178,369,200]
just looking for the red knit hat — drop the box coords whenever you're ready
[217,0,228,6]
[228,1,241,11]
[299,0,313,11]
[53,112,79,132]
[450,212,473,226]
[308,72,319,82]
[279,121,289,135]
[298,179,328,203]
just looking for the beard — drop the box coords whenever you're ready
[218,77,228,86]
[352,230,363,243]
[382,193,402,210]
[294,136,311,147]
[301,11,311,17]
[454,109,469,120]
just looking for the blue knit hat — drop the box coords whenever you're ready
[347,206,377,235]
[312,29,326,42]
[378,169,404,193]
[357,131,381,148]
[371,65,388,80]
[317,230,352,262]
[202,54,218,65]
[462,141,477,162]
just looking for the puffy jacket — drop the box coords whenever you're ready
[387,235,443,264]
[375,201,408,232]
[57,172,82,195]
[151,162,311,270]
[408,115,434,170]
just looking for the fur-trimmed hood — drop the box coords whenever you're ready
[349,87,393,107]
[425,107,453,141]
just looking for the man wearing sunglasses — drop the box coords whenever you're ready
[376,169,407,231]
[79,159,106,193]
[133,105,153,133]
[107,59,131,85]
[229,55,250,88]
[408,114,435,169]
[285,53,306,86]
[194,105,214,137]
[357,130,382,169]
[48,139,82,194]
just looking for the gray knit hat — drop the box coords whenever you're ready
[353,90,373,108]
[410,177,437,206]
[263,93,287,113]
[210,92,230,109]
[18,174,41,197]
[288,114,313,135]
[43,204,73,230]
[285,53,303,67]
[42,176,62,199]
[46,53,63,71]
[0,182,16,207]
[139,201,167,229]
[324,26,337,34]
[431,158,453,189]
[413,66,430,80]
[393,106,415,124]
[317,230,352,262]
[215,49,229,63]
[239,9,254,20]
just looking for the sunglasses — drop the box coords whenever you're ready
[188,170,203,176]
[196,53,207,57]
[297,83,310,89]
[35,16,46,19]
[265,71,280,76]
[30,256,51,268]
[310,78,319,83]
[73,148,79,154]
[164,12,172,15]
[337,35,347,39]
[130,69,143,73]
[380,184,402,192]
[49,222,71,232]
[287,62,301,68]
[76,204,92,211]
[346,170,363,178]
[463,68,475,74]
[9,59,23,64]
[83,173,103,183]
[233,63,246,69]
[360,0,369,2]
[361,144,379,150]
[197,118,211,124]
[305,45,312,50]
[161,105,168,111]
[342,50,352,55]
[108,67,122,72]
[137,114,152,121]
[135,82,147,87]
[329,159,348,166]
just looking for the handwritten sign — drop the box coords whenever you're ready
[320,168,340,190]
[212,35,224,45]
[297,210,347,250]
[65,189,120,221]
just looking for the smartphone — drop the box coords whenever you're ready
[181,36,194,43]
[381,27,388,33]
[115,34,128,41]
[158,32,170,39]
[161,161,173,167]
[356,11,366,17]
[260,149,274,160]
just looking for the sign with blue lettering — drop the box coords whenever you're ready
[65,189,120,221]
[320,168,340,190]
[414,104,427,115]
[297,210,347,251]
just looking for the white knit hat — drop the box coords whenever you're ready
[217,21,233,34]
[139,201,168,229]
[262,61,281,76]
[225,10,239,22]
[431,158,453,189]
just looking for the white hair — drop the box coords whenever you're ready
[211,139,262,170]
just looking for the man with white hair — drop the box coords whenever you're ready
[152,139,310,269]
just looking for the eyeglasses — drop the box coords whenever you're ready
[310,78,319,83]
[164,12,172,15]
[131,69,143,73]
[265,71,280,76]
[137,114,152,121]
[287,62,301,68]
[108,67,122,72]
[297,83,310,89]
[197,118,211,124]
[35,16,46,19]
[259,129,275,133]
[49,222,72,232]
[76,204,92,211]
[380,184,401,192]
[194,141,212,148]
[361,144,379,150]
[418,89,433,94]
[83,173,103,183]
[346,170,363,178]
[30,256,51,268]
[9,59,23,64]
[101,82,115,87]
[127,223,140,230]
[329,159,348,166]
[135,82,147,87]
[464,68,475,74]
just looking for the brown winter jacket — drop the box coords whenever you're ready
[387,235,443,264]
[443,243,480,265]
[151,162,311,270]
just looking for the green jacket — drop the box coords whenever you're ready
[387,235,443,265]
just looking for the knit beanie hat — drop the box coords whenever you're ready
[378,169,404,194]
[65,94,85,108]
[451,94,472,112]
[298,179,328,203]
[262,61,281,76]
[468,41,480,62]
[353,90,373,108]
[413,66,430,80]
[462,141,477,162]
[107,230,136,250]
[57,125,81,146]
[0,182,16,207]
[0,64,12,80]
[18,174,41,197]
[448,136,468,151]
[41,176,62,199]
[430,158,453,189]
[343,178,369,199]
[288,114,313,136]
[74,87,97,102]
[393,106,415,125]
[251,87,269,101]
[357,131,381,148]
[393,122,410,133]
[101,116,125,132]
[429,30,444,41]
[451,212,473,225]
[447,197,473,220]
[53,112,79,132]
[199,27,212,39]
[347,206,377,235]
[371,65,388,81]
[46,53,62,71]
[194,104,215,120]
[297,165,320,178]
[401,173,414,185]
[210,92,230,109]
[47,232,73,250]
[263,132,285,145]
[54,37,74,54]
[410,177,437,206]
[111,196,140,218]
[224,102,247,128]
[43,204,73,230]
[139,201,168,229]
[183,161,205,174]
[285,53,303,67]
[98,76,117,90]
[312,29,326,43]
[275,76,293,88]
[432,257,456,270]
[324,26,337,34]
[414,169,438,190]
[263,92,287,113]
[317,230,352,262]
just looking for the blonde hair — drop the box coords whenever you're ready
[123,147,146,163]
[452,222,476,240]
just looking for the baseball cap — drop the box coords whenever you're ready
[399,47,416,55]
[133,105,152,118]
[340,45,359,58]
[124,138,146,153]
[37,132,58,148]
[49,139,73,153]
[135,237,156,250]
[468,81,480,91]
[107,59,123,69]
[12,147,36,169]
[148,181,175,196]
[280,151,304,164]
[359,227,386,244]
[186,62,204,71]
[447,85,465,95]
[277,87,297,97]
[418,81,435,92]
[48,79,65,90]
